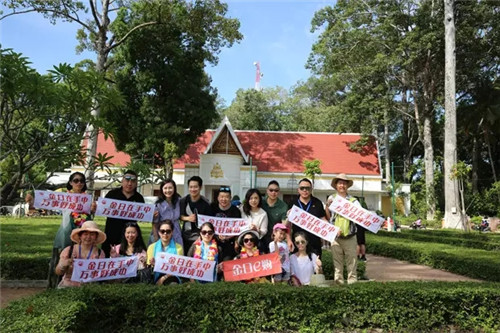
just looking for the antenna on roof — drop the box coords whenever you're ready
[253,61,263,91]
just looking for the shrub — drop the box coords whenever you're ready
[366,234,500,281]
[1,283,499,332]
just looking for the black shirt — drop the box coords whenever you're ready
[102,187,145,255]
[289,195,326,257]
[180,195,213,236]
[211,204,241,261]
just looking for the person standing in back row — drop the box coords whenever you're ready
[328,173,360,285]
[102,170,145,257]
[180,176,213,254]
[289,178,327,258]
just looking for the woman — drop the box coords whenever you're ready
[235,230,266,283]
[55,221,106,288]
[110,222,149,283]
[151,179,182,246]
[187,222,221,282]
[290,232,322,286]
[240,189,268,249]
[49,172,94,288]
[147,220,184,285]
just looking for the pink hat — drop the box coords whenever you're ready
[273,223,289,231]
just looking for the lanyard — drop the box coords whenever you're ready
[79,245,93,259]
[298,199,312,212]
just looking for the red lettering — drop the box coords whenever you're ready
[97,261,106,270]
[88,262,96,270]
[110,202,117,209]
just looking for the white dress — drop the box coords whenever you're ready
[290,253,319,285]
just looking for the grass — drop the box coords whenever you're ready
[0,216,152,280]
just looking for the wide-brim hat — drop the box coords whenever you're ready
[237,229,260,246]
[70,221,106,245]
[331,173,353,189]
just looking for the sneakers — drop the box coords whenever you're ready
[358,255,367,262]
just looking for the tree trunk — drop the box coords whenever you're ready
[472,136,479,194]
[423,113,435,222]
[443,0,463,229]
[384,109,391,183]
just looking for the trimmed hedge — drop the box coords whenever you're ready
[375,230,500,251]
[1,283,499,332]
[366,234,500,281]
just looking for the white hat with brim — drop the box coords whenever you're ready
[331,173,353,189]
[70,220,107,245]
[237,229,260,246]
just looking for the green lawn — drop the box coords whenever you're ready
[0,216,152,280]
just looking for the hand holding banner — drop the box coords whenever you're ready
[223,252,281,282]
[95,197,155,222]
[71,256,138,283]
[288,205,340,242]
[153,253,216,282]
[34,190,91,213]
[328,196,385,233]
[197,214,250,236]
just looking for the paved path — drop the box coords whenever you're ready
[364,254,480,282]
[1,255,481,308]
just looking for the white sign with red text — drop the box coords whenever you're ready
[328,195,384,233]
[95,197,155,222]
[197,214,250,236]
[153,253,216,282]
[288,205,340,242]
[71,256,138,283]
[34,190,91,213]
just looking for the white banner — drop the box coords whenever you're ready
[328,196,385,233]
[288,205,340,242]
[34,190,91,213]
[197,214,250,236]
[153,253,216,282]
[95,197,155,222]
[71,256,138,283]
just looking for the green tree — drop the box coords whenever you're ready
[0,48,121,203]
[303,159,322,186]
[108,0,242,179]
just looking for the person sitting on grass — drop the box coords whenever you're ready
[187,222,221,282]
[147,220,183,285]
[235,229,268,284]
[55,221,106,288]
[290,232,322,286]
[269,223,290,284]
[110,221,149,283]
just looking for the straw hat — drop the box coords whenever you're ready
[331,173,353,189]
[70,221,106,244]
[237,229,260,246]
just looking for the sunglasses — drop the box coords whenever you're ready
[268,188,279,193]
[299,186,312,192]
[295,240,306,245]
[201,230,214,236]
[159,229,172,235]
[72,178,85,184]
[243,238,255,244]
[124,175,137,181]
[219,186,230,192]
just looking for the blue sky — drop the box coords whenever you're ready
[0,0,331,105]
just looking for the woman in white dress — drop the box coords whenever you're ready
[290,232,322,286]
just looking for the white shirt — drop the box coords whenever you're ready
[269,240,290,272]
[290,253,319,285]
[240,207,268,238]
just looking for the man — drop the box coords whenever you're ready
[211,186,241,261]
[180,176,212,254]
[262,180,293,252]
[290,178,327,257]
[328,173,360,285]
[102,170,145,257]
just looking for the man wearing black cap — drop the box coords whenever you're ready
[101,170,145,257]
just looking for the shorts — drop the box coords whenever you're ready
[273,270,290,282]
[356,226,366,245]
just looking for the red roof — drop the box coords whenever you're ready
[88,130,380,176]
[174,130,380,176]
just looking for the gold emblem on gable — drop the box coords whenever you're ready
[210,163,224,178]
